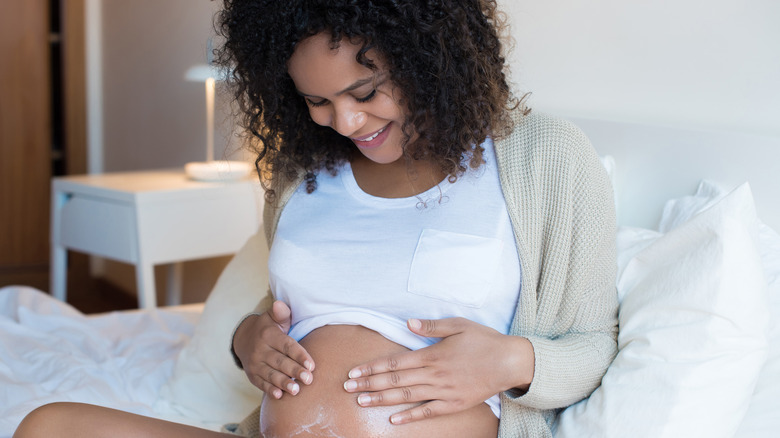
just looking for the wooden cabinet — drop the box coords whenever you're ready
[0,0,86,289]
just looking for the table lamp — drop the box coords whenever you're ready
[183,63,252,181]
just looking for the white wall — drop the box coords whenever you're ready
[93,0,780,166]
[499,0,780,137]
[100,0,244,172]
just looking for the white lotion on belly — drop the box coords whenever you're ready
[287,405,344,438]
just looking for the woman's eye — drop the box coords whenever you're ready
[306,98,328,107]
[355,89,377,103]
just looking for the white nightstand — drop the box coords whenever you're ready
[51,169,262,309]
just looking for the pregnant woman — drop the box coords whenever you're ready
[14,1,618,437]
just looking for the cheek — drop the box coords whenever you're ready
[308,107,332,127]
[381,98,406,123]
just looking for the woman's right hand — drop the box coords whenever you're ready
[232,300,315,399]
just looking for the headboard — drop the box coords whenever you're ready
[569,116,780,232]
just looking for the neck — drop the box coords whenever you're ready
[349,154,446,198]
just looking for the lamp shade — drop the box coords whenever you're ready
[184,64,230,82]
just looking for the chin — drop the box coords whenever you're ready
[358,149,404,165]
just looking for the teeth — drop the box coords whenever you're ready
[357,126,386,142]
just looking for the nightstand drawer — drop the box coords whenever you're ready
[59,196,138,262]
[135,192,256,263]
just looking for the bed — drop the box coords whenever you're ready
[1,116,778,437]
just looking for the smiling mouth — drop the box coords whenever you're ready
[352,124,389,142]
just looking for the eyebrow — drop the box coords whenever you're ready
[297,74,382,98]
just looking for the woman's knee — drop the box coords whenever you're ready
[14,402,78,438]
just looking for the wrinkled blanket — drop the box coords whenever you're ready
[0,287,200,437]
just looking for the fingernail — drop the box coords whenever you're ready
[390,415,402,424]
[273,389,282,399]
[348,369,362,379]
[357,394,371,406]
[408,318,421,330]
[300,371,312,385]
[287,382,300,395]
[343,380,357,391]
[304,360,314,371]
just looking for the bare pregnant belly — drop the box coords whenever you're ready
[259,325,498,438]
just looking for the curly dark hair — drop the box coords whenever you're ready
[215,0,522,197]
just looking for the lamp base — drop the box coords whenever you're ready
[184,160,253,182]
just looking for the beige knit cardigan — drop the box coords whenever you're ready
[243,111,619,437]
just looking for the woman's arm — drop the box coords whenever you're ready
[499,113,619,410]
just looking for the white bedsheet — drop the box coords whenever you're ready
[0,286,202,437]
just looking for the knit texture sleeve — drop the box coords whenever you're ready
[257,170,306,313]
[495,113,619,418]
[228,175,305,368]
[249,173,306,318]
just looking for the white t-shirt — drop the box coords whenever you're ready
[268,138,521,416]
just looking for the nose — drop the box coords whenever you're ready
[331,103,367,138]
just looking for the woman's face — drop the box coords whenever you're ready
[287,33,409,165]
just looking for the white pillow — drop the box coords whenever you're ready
[599,155,616,190]
[666,182,780,437]
[154,229,268,427]
[735,219,780,437]
[599,155,618,212]
[657,179,727,233]
[555,183,770,438]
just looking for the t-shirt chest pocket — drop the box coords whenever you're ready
[407,228,504,308]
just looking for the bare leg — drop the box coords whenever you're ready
[14,402,237,438]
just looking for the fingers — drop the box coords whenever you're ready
[346,348,424,380]
[270,300,293,333]
[268,330,315,374]
[345,318,501,424]
[389,400,454,425]
[245,334,314,398]
[406,317,466,338]
[237,305,315,398]
[260,303,314,372]
[345,318,468,379]
[250,371,283,400]
[259,330,314,377]
[249,354,312,398]
[269,347,314,386]
[357,388,463,425]
[344,365,433,394]
[353,384,429,407]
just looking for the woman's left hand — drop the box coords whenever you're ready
[342,317,535,425]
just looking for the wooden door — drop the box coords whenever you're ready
[0,0,85,290]
[0,0,51,288]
